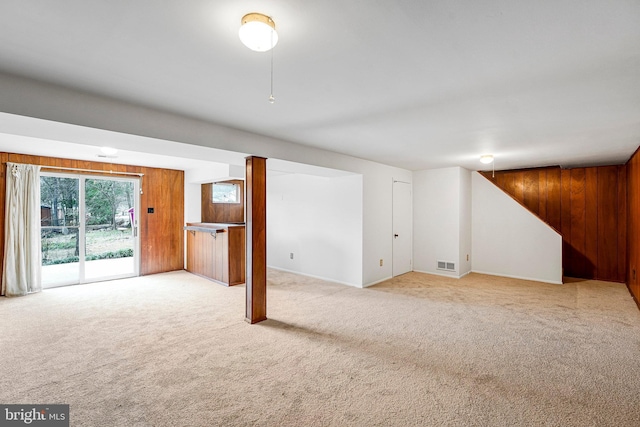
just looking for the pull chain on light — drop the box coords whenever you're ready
[269,29,275,104]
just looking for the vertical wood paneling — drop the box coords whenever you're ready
[523,170,539,214]
[597,166,618,281]
[560,169,572,277]
[205,233,214,278]
[139,166,150,274]
[627,157,635,297]
[538,170,548,222]
[547,168,562,232]
[228,226,246,286]
[0,152,184,286]
[186,231,196,273]
[513,171,525,201]
[617,166,627,283]
[626,149,640,305]
[201,184,211,222]
[569,168,586,278]
[142,167,157,275]
[585,168,598,279]
[140,166,154,275]
[171,169,185,272]
[161,169,172,272]
[636,158,640,299]
[496,172,506,190]
[504,172,516,196]
[635,157,640,299]
[627,155,640,302]
[213,232,225,282]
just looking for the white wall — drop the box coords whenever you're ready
[267,173,363,287]
[471,172,563,284]
[0,72,411,287]
[458,168,472,276]
[413,167,463,277]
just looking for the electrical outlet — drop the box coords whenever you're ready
[290,253,294,260]
[379,259,383,267]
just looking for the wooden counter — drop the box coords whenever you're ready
[185,223,245,286]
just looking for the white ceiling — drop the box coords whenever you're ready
[0,0,638,171]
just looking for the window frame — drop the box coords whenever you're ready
[211,182,241,204]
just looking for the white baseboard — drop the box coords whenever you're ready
[266,267,562,288]
[471,269,563,285]
[413,269,468,279]
[267,265,362,288]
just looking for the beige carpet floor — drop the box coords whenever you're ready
[1,270,639,426]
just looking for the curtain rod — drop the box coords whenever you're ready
[3,162,145,177]
[39,165,144,177]
[4,162,145,194]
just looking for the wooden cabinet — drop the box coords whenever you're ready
[185,223,245,286]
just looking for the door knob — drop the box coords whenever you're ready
[394,234,399,238]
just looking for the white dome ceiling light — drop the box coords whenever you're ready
[479,155,494,164]
[480,154,495,177]
[239,13,278,52]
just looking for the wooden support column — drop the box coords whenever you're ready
[245,156,267,324]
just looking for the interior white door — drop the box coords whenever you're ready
[392,180,412,276]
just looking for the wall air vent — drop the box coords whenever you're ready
[437,260,456,272]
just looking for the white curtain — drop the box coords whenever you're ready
[2,163,42,297]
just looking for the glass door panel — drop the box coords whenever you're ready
[84,178,136,280]
[40,175,80,288]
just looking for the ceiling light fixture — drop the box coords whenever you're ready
[480,154,496,178]
[100,146,118,155]
[239,13,278,103]
[480,155,494,164]
[239,13,278,52]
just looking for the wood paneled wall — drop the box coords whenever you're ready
[201,180,245,223]
[626,149,640,304]
[0,152,184,279]
[482,165,627,282]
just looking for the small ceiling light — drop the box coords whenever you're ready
[239,13,278,52]
[480,155,494,164]
[100,147,118,155]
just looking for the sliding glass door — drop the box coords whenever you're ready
[40,173,140,288]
